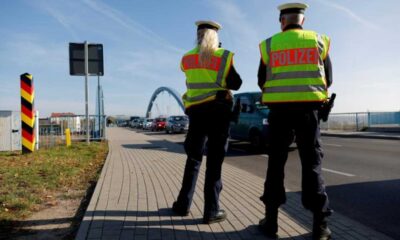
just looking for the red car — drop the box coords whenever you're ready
[151,117,166,131]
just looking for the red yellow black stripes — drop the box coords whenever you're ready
[20,73,35,153]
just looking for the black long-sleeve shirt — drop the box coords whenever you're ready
[226,65,242,90]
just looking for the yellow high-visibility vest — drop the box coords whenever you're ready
[259,29,330,104]
[181,47,233,109]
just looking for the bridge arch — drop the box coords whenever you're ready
[146,87,184,118]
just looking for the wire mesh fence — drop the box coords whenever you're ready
[321,111,400,131]
[39,115,106,148]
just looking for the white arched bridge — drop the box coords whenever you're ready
[146,86,184,118]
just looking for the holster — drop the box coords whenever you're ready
[318,102,329,121]
[318,93,336,122]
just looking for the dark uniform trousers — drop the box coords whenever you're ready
[260,108,330,214]
[176,100,231,216]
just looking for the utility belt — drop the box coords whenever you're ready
[266,93,336,122]
[186,90,239,122]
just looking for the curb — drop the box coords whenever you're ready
[321,132,400,140]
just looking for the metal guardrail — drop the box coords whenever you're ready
[320,111,400,131]
[39,115,106,148]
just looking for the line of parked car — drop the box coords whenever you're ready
[128,115,189,134]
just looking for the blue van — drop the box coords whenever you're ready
[229,92,270,149]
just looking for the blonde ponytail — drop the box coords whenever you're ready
[197,29,219,66]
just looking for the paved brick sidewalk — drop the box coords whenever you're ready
[76,128,393,240]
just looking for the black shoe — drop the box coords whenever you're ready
[259,217,278,238]
[312,213,332,240]
[312,225,331,240]
[203,210,227,224]
[259,207,278,239]
[172,201,189,216]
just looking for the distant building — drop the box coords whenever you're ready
[50,112,76,118]
[50,112,81,132]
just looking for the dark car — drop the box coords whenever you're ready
[165,115,189,134]
[229,92,295,150]
[129,116,140,128]
[151,117,167,131]
[229,92,270,149]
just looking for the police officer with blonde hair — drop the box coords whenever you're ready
[258,3,333,239]
[172,20,242,224]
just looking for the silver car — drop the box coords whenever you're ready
[142,118,153,130]
[165,115,189,134]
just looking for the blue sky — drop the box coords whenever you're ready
[0,0,399,117]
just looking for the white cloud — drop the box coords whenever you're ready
[207,0,263,92]
[110,50,181,84]
[39,3,80,41]
[313,0,380,30]
[2,36,66,70]
[209,0,261,50]
[81,0,184,53]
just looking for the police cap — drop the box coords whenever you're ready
[195,20,222,31]
[278,2,309,16]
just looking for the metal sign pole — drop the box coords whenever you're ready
[97,75,101,139]
[84,41,90,144]
[69,42,104,142]
[101,89,106,139]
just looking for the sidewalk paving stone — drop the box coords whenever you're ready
[76,128,394,240]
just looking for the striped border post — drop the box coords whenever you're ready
[20,73,35,153]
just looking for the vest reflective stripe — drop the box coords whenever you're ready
[184,90,221,102]
[262,92,327,103]
[263,78,327,87]
[182,47,233,109]
[216,50,230,86]
[260,30,330,104]
[317,36,324,55]
[317,34,330,60]
[269,70,322,80]
[263,85,326,93]
[265,38,273,82]
[186,82,221,89]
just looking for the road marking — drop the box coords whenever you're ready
[230,148,247,153]
[322,168,355,177]
[324,143,342,147]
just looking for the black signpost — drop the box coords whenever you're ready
[69,43,104,76]
[69,42,104,144]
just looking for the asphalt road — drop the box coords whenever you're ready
[140,129,400,239]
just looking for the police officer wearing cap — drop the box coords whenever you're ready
[257,3,333,239]
[172,20,242,224]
